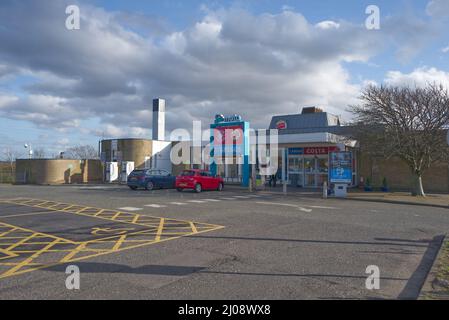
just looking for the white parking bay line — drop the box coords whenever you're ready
[144,204,167,208]
[255,201,312,213]
[220,197,236,200]
[187,200,206,204]
[170,202,188,206]
[233,196,252,199]
[202,199,221,202]
[306,205,339,210]
[118,207,143,211]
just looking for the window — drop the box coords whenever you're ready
[181,170,195,177]
[159,170,170,176]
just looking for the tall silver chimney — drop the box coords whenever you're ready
[152,98,165,141]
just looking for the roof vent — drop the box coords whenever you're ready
[301,107,323,114]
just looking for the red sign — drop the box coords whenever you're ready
[304,146,339,155]
[276,120,287,130]
[213,125,243,146]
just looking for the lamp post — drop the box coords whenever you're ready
[24,144,33,159]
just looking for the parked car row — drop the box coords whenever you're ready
[127,169,224,193]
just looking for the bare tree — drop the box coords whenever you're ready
[349,84,449,196]
[1,147,22,175]
[63,145,99,159]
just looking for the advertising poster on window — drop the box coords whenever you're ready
[329,151,353,183]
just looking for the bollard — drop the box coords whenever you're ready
[323,181,328,199]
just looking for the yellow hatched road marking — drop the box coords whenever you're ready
[155,218,165,242]
[0,211,54,219]
[111,211,122,220]
[112,235,127,251]
[94,209,105,217]
[0,248,18,258]
[0,198,225,279]
[60,242,87,262]
[189,222,198,234]
[5,233,38,252]
[1,238,61,278]
[0,227,18,238]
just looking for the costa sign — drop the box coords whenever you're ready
[304,146,339,155]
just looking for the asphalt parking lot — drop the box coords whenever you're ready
[0,183,448,300]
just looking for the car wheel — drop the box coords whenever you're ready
[194,183,202,193]
[176,188,183,192]
[145,181,154,191]
[217,183,224,191]
[128,186,137,190]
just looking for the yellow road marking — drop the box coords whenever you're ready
[0,211,55,219]
[111,211,122,220]
[112,235,127,251]
[2,239,60,277]
[189,222,198,234]
[155,218,165,242]
[0,248,18,258]
[94,209,105,217]
[60,242,87,262]
[5,233,38,252]
[0,227,18,238]
[0,198,225,279]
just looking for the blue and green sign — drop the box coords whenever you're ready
[329,151,353,183]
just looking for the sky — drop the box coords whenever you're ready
[0,0,448,158]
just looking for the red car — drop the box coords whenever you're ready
[176,169,224,193]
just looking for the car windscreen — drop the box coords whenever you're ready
[180,171,195,176]
[131,170,145,175]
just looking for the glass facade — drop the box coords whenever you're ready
[285,147,355,188]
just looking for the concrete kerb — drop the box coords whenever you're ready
[419,235,449,300]
[339,197,449,210]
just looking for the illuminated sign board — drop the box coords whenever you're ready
[213,124,244,156]
[329,151,353,183]
[214,114,242,124]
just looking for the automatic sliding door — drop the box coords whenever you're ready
[304,158,315,187]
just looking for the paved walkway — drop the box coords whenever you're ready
[226,184,449,208]
[346,191,449,209]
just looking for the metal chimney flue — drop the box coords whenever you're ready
[152,98,165,141]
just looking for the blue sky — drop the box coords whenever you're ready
[0,0,448,158]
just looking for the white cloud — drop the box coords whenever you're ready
[385,67,449,89]
[315,20,340,30]
[426,0,449,18]
[0,95,19,108]
[0,0,446,141]
[442,46,449,53]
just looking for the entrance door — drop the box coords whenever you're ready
[316,157,329,187]
[288,156,303,187]
[304,158,316,187]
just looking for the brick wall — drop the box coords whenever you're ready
[359,153,449,193]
